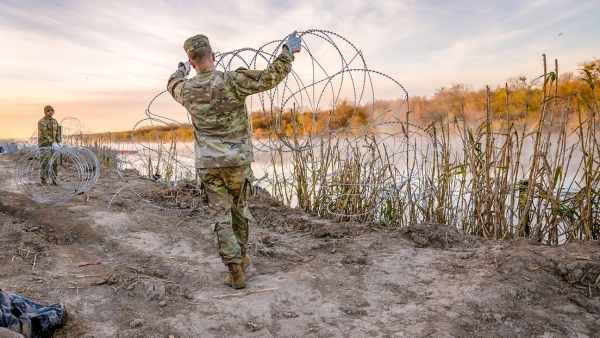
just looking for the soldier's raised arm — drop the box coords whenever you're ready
[167,61,191,105]
[229,31,302,98]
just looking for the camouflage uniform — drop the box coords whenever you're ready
[38,106,61,180]
[167,35,294,265]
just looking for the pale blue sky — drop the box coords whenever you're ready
[0,0,598,138]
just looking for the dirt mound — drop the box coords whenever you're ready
[557,257,600,285]
[249,189,374,239]
[401,221,480,249]
[142,181,204,209]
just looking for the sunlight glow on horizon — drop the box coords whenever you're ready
[1,0,599,139]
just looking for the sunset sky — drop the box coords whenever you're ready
[1,0,598,139]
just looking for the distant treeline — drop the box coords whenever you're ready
[252,58,599,137]
[409,57,599,126]
[82,57,599,142]
[82,124,194,144]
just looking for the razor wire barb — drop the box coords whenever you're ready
[12,116,120,206]
[14,145,100,205]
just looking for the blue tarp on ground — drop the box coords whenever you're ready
[0,290,66,338]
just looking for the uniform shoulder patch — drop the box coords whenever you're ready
[235,67,263,81]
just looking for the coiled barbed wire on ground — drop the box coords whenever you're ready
[14,146,100,205]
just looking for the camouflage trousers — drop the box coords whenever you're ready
[39,148,58,180]
[197,164,254,266]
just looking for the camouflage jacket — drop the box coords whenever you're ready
[38,117,60,147]
[167,48,294,168]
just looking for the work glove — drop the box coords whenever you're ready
[283,31,301,53]
[178,61,191,76]
[52,142,60,150]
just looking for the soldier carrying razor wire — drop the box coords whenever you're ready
[167,32,301,289]
[37,105,61,186]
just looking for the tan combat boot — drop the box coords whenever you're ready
[241,253,251,271]
[225,255,250,286]
[226,263,246,289]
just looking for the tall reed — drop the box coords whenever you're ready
[265,56,599,244]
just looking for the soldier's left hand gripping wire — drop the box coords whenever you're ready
[284,31,301,53]
[178,61,191,76]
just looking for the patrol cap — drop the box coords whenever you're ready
[44,105,54,113]
[184,35,211,53]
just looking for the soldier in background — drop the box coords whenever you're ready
[38,105,61,186]
[167,33,301,289]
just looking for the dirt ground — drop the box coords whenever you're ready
[1,153,599,338]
